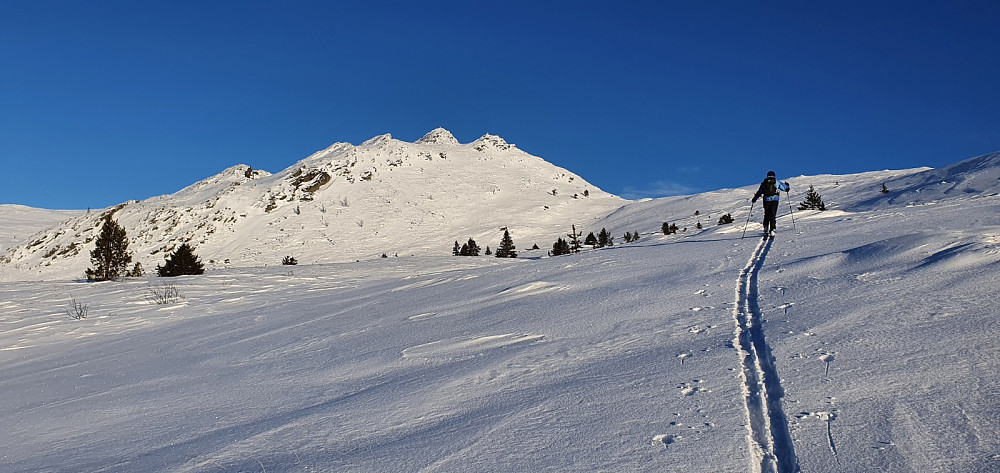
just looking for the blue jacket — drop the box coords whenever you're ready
[753,176,789,203]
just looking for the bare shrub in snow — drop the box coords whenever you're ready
[66,295,89,320]
[147,281,181,305]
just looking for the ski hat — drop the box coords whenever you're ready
[766,171,776,177]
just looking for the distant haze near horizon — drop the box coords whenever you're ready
[3,1,999,210]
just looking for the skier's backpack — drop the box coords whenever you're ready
[764,177,778,196]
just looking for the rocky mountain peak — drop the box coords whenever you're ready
[416,128,459,145]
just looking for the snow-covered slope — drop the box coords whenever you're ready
[2,150,999,471]
[0,150,1000,472]
[0,205,83,253]
[0,129,624,281]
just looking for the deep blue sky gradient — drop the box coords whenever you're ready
[2,1,999,209]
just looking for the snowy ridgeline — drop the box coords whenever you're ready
[2,151,1000,471]
[0,129,625,282]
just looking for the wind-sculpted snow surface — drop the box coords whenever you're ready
[3,151,1000,471]
[733,237,798,473]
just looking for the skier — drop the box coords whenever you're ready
[751,171,790,238]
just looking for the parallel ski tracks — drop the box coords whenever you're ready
[733,237,799,473]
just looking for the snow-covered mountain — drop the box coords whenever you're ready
[0,129,624,281]
[3,149,999,471]
[3,149,1000,471]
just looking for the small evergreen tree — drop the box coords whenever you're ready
[661,222,670,235]
[632,231,639,241]
[718,213,734,225]
[495,229,517,258]
[466,238,480,256]
[623,232,633,243]
[86,216,132,281]
[485,246,492,256]
[551,238,571,256]
[597,228,613,247]
[567,225,582,253]
[453,241,461,256]
[881,183,890,194]
[585,232,598,248]
[798,185,827,211]
[696,221,702,229]
[282,256,298,265]
[531,243,539,250]
[128,262,144,277]
[460,243,470,256]
[157,243,205,277]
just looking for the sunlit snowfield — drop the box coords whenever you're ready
[3,153,1000,471]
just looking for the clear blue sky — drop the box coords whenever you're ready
[2,1,999,209]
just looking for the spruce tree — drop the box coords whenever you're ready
[157,243,205,277]
[567,225,582,253]
[453,241,461,256]
[465,238,480,256]
[597,228,612,247]
[662,222,670,235]
[881,183,890,194]
[551,238,571,256]
[495,229,517,258]
[85,216,132,281]
[585,232,598,248]
[798,185,827,211]
[485,246,492,256]
[632,231,639,241]
[623,232,633,243]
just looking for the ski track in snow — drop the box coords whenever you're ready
[733,237,799,473]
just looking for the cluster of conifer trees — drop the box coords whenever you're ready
[452,229,518,258]
[85,216,204,281]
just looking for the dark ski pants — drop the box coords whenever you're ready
[762,200,779,233]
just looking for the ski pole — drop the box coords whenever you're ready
[785,190,796,231]
[742,200,755,240]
